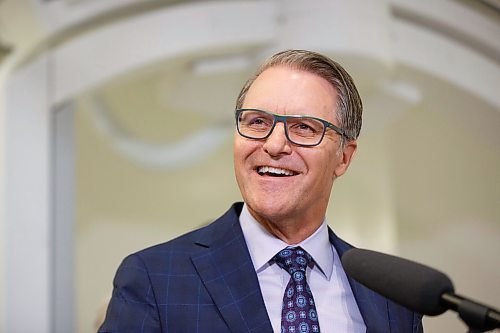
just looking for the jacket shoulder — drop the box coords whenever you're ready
[127,202,243,270]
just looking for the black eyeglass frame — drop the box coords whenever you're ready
[235,108,347,147]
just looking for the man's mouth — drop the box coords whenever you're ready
[256,166,298,177]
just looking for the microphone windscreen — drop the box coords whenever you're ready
[341,248,454,316]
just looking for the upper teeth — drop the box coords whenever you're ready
[258,166,295,176]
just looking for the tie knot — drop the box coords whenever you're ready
[273,246,314,275]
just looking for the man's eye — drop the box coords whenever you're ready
[247,117,272,127]
[291,122,317,133]
[297,123,314,131]
[288,119,324,138]
[249,118,265,125]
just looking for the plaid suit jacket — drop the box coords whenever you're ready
[98,202,423,333]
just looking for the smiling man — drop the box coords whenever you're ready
[99,50,423,333]
[233,64,356,246]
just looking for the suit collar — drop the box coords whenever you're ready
[239,202,333,279]
[190,203,390,333]
[191,203,274,333]
[329,228,390,333]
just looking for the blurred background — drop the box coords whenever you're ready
[0,0,499,332]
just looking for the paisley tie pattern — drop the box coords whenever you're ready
[273,247,321,333]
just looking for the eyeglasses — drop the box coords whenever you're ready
[235,108,346,147]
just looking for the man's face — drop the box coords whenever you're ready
[233,66,357,229]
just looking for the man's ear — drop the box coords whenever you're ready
[334,140,357,178]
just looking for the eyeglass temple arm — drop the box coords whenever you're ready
[326,123,348,138]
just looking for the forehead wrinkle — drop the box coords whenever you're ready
[260,102,314,117]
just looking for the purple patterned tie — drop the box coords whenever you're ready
[273,247,321,333]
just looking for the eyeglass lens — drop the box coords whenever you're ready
[237,109,325,146]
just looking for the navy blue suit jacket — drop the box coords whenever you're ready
[99,203,423,332]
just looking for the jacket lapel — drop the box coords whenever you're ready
[191,203,273,333]
[329,229,390,333]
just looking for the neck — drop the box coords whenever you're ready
[247,207,324,244]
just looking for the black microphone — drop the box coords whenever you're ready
[341,248,500,331]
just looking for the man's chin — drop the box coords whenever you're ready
[247,200,297,224]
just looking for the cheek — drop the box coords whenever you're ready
[305,150,338,182]
[233,147,245,170]
[233,136,245,162]
[233,139,259,178]
[234,136,260,159]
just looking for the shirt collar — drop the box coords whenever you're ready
[239,203,334,280]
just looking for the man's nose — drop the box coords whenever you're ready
[262,122,292,157]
